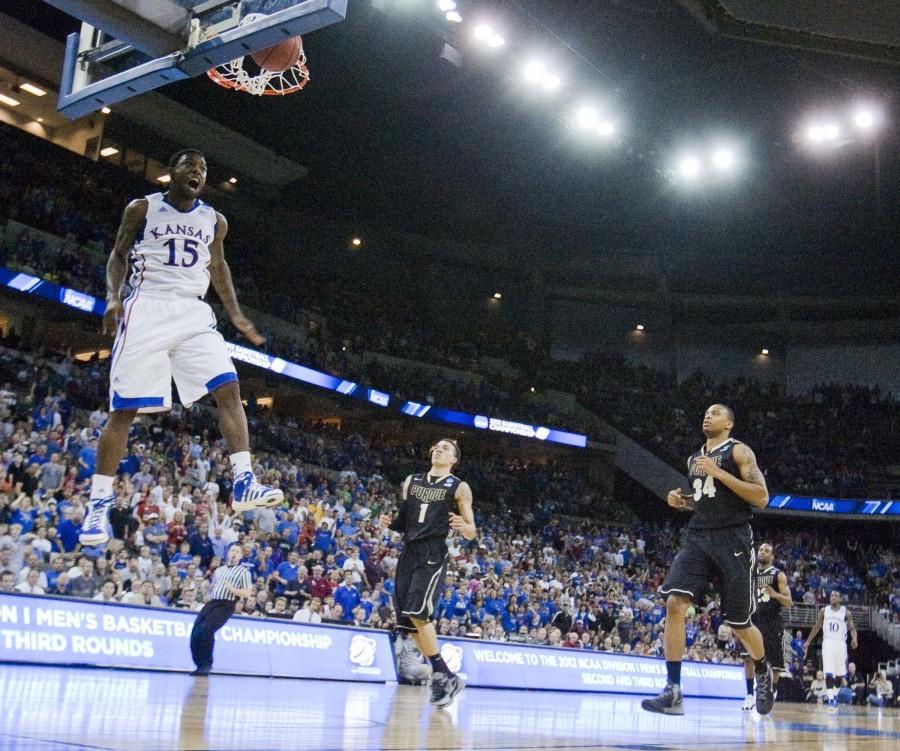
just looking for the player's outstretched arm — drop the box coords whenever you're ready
[450,482,477,540]
[696,444,769,507]
[208,212,264,347]
[103,198,148,336]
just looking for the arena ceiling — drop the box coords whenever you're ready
[7,0,900,297]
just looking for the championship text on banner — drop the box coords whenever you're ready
[0,593,396,681]
[438,637,744,699]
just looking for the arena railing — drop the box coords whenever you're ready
[783,604,872,630]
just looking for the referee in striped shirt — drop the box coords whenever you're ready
[190,543,253,675]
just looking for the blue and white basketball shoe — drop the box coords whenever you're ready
[232,472,284,512]
[79,495,115,546]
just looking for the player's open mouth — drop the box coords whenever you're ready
[188,178,200,189]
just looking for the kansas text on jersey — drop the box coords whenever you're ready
[129,192,217,298]
[393,472,462,543]
[687,437,753,529]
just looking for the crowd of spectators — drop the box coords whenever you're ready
[0,339,897,686]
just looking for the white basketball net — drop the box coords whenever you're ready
[208,51,310,95]
[205,12,310,96]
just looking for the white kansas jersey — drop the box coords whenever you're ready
[129,192,217,297]
[823,605,847,643]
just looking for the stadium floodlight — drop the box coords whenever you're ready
[474,24,505,47]
[445,10,462,22]
[679,156,701,178]
[635,324,645,331]
[597,120,615,137]
[807,122,840,144]
[576,106,598,129]
[101,106,111,114]
[523,60,545,83]
[493,292,502,300]
[523,61,561,91]
[712,148,735,170]
[854,110,873,129]
[352,237,363,247]
[853,108,881,132]
[437,0,456,11]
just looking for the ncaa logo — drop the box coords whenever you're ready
[349,634,377,667]
[440,643,464,674]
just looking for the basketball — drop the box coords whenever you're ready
[251,36,301,73]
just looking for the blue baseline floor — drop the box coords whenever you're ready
[0,664,897,750]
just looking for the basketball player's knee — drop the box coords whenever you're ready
[666,594,690,615]
[211,381,241,406]
[107,409,137,430]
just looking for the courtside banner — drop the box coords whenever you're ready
[438,637,744,699]
[0,593,396,682]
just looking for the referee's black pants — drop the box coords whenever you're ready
[190,600,235,669]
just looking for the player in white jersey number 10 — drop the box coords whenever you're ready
[803,589,858,709]
[79,149,283,547]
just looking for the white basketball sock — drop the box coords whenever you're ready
[230,451,252,478]
[90,474,114,499]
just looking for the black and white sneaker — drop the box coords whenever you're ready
[430,673,465,707]
[641,682,684,715]
[755,666,775,715]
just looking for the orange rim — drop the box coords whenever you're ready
[206,63,310,94]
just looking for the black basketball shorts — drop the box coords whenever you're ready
[394,539,448,633]
[741,618,788,672]
[659,525,756,627]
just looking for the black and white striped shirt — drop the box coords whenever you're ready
[209,564,252,601]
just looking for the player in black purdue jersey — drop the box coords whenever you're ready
[642,404,775,717]
[379,439,476,707]
[741,543,792,710]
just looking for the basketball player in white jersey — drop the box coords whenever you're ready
[79,149,283,546]
[803,589,858,708]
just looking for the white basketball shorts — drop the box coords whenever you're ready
[108,291,237,413]
[821,641,848,677]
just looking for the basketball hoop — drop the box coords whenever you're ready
[207,49,310,95]
[206,12,310,96]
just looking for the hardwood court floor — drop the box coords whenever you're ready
[0,664,897,750]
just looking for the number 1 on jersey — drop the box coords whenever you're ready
[417,504,428,524]
[692,475,717,502]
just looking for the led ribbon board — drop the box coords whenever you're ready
[0,592,396,680]
[400,404,589,448]
[767,494,899,517]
